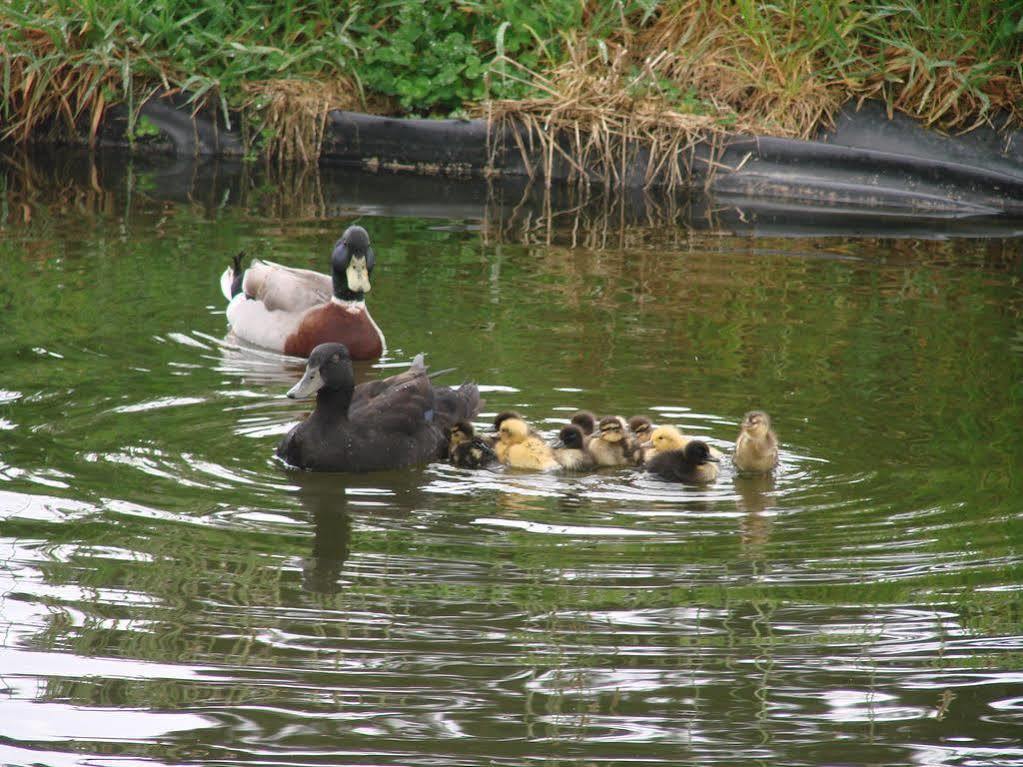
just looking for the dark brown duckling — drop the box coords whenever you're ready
[645,440,720,484]
[446,420,497,469]
[553,424,596,471]
[733,410,779,474]
[586,415,635,467]
[570,410,598,438]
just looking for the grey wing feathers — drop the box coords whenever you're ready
[242,259,333,312]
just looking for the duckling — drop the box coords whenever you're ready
[640,425,725,464]
[628,415,653,442]
[496,417,559,471]
[586,415,636,467]
[552,424,596,471]
[733,410,779,474]
[627,415,653,463]
[446,420,498,469]
[490,410,528,462]
[570,410,597,437]
[645,440,720,484]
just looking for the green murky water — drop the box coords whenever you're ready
[1,151,1023,766]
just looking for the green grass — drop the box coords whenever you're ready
[1,0,1021,163]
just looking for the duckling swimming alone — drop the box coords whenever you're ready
[221,225,385,359]
[553,424,596,471]
[586,415,636,467]
[645,440,720,484]
[496,417,559,471]
[276,343,480,472]
[733,410,779,474]
[446,420,498,469]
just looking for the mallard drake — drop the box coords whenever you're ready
[586,415,635,467]
[220,225,385,359]
[733,410,779,474]
[495,417,559,471]
[446,420,498,469]
[276,343,480,472]
[645,440,720,484]
[553,424,596,471]
[570,410,597,437]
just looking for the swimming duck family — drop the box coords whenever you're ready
[221,225,385,359]
[276,342,480,472]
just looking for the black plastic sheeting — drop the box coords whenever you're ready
[109,92,1023,219]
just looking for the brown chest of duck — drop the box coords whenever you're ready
[221,225,385,360]
[495,417,559,471]
[586,415,636,467]
[553,424,596,471]
[446,420,498,469]
[276,343,480,472]
[645,440,720,484]
[733,410,779,474]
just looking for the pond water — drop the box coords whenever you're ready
[1,150,1022,766]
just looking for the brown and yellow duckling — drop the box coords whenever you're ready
[627,415,654,464]
[586,415,636,467]
[496,417,559,471]
[552,424,596,471]
[733,410,779,474]
[446,420,498,470]
[645,440,720,484]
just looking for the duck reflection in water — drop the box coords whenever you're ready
[735,473,776,560]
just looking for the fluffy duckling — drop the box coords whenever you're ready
[570,410,597,437]
[733,410,779,474]
[553,424,596,471]
[586,415,636,467]
[628,415,653,442]
[645,440,720,484]
[641,425,725,464]
[446,420,497,469]
[496,417,559,471]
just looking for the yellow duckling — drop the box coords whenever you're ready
[553,424,596,471]
[641,425,724,464]
[733,410,779,474]
[496,417,559,471]
[586,415,636,467]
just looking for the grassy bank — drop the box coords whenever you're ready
[2,1,1022,172]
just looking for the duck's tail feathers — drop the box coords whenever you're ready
[220,251,247,301]
[410,353,427,373]
[433,382,483,428]
[428,367,457,380]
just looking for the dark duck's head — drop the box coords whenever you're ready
[331,225,375,301]
[556,424,587,450]
[570,411,597,436]
[683,440,718,466]
[287,343,355,406]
